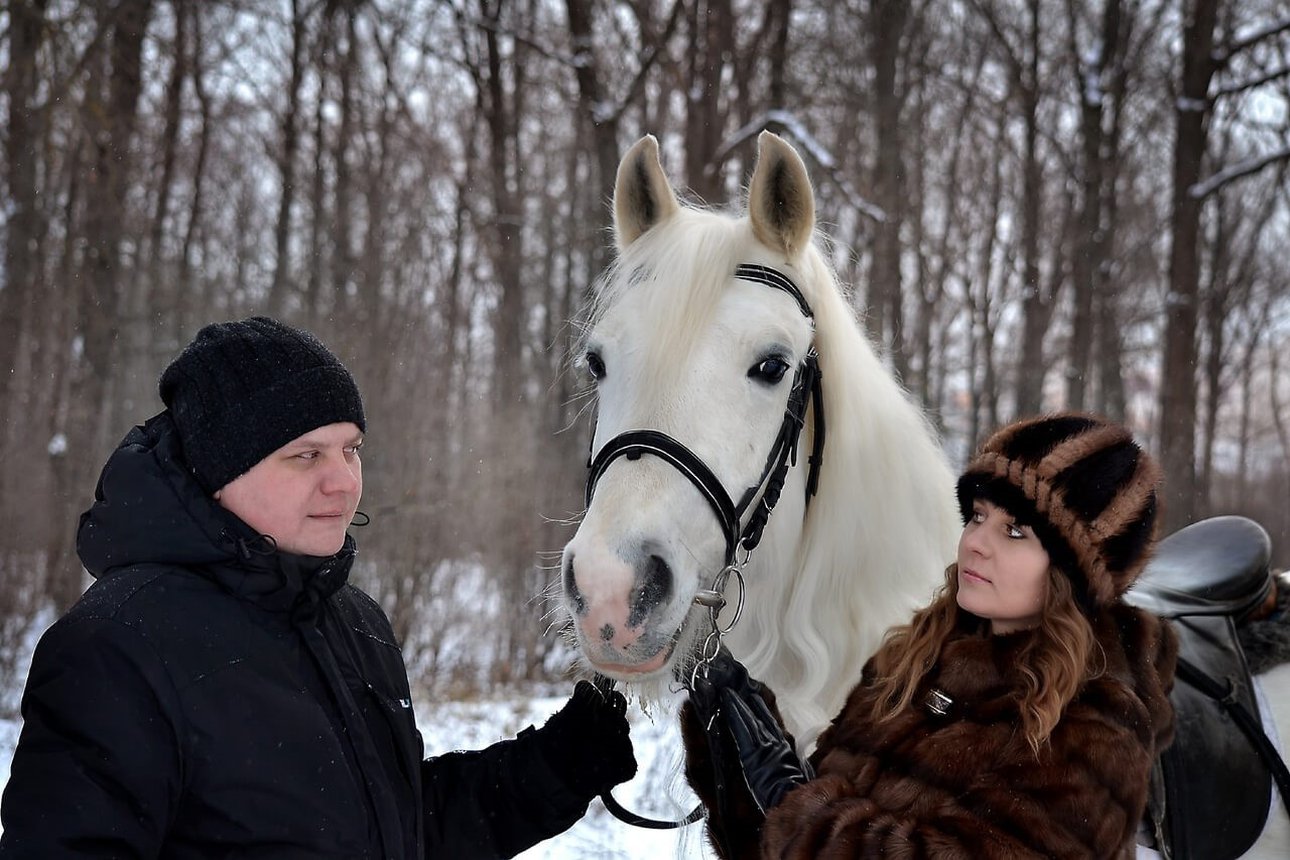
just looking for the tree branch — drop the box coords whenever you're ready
[1189,146,1290,200]
[1212,62,1290,99]
[1214,16,1290,64]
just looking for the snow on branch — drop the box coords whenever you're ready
[1189,145,1290,200]
[716,110,888,223]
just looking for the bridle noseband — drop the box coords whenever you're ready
[584,263,826,572]
[582,263,826,832]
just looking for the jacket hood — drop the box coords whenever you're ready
[77,411,354,614]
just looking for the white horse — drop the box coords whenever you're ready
[557,131,1290,858]
[559,130,958,751]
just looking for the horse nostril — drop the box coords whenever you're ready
[564,555,587,616]
[628,554,673,627]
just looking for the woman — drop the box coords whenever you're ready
[685,412,1178,859]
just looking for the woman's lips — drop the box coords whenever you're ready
[961,567,991,584]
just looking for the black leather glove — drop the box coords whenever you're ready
[691,648,811,814]
[534,679,637,798]
[719,685,812,812]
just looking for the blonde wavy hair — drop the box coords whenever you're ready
[867,562,1104,753]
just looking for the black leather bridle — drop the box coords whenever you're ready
[584,264,826,571]
[582,263,826,830]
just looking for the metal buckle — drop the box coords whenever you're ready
[924,688,953,717]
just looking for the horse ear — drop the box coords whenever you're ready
[613,135,681,249]
[748,131,816,259]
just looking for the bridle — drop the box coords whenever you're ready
[584,264,825,573]
[582,263,826,830]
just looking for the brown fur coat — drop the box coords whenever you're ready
[684,603,1177,859]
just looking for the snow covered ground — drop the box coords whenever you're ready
[0,646,716,858]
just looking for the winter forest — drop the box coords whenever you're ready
[1,0,1289,707]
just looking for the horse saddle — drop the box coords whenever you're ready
[1125,515,1275,860]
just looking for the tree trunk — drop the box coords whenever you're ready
[305,32,331,329]
[1160,0,1220,532]
[1094,27,1129,422]
[146,0,188,284]
[564,0,621,250]
[268,0,308,316]
[177,3,210,340]
[332,6,359,314]
[684,0,731,202]
[869,0,909,379]
[0,0,51,400]
[1066,0,1120,412]
[1198,202,1228,517]
[1012,0,1048,417]
[53,0,155,609]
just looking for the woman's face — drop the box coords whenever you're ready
[956,498,1050,634]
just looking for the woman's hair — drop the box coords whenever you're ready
[867,562,1103,753]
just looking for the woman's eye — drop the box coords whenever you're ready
[585,351,606,381]
[749,356,790,384]
[1006,524,1024,539]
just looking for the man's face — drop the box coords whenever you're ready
[215,422,364,557]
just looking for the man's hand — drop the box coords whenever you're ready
[535,680,636,798]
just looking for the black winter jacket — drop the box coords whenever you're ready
[0,413,592,858]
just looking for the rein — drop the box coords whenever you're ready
[584,263,824,831]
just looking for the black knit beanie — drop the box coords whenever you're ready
[159,317,366,493]
[956,413,1161,610]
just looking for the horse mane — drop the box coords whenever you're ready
[583,203,961,749]
[725,240,961,748]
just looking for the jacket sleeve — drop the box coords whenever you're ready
[420,727,593,860]
[0,617,184,857]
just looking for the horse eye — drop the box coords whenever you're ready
[585,351,607,381]
[749,356,790,384]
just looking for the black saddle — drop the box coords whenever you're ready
[1125,516,1279,860]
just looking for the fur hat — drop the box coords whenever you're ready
[159,317,365,493]
[956,413,1161,610]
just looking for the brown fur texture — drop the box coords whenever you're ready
[687,603,1177,859]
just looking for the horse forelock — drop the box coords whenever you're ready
[581,208,792,409]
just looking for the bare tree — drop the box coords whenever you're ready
[1160,1,1290,530]
[867,0,911,379]
[268,0,312,316]
[51,0,155,609]
[1064,0,1123,412]
[0,0,52,406]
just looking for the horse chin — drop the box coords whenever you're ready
[589,644,676,679]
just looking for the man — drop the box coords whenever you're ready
[0,317,635,858]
